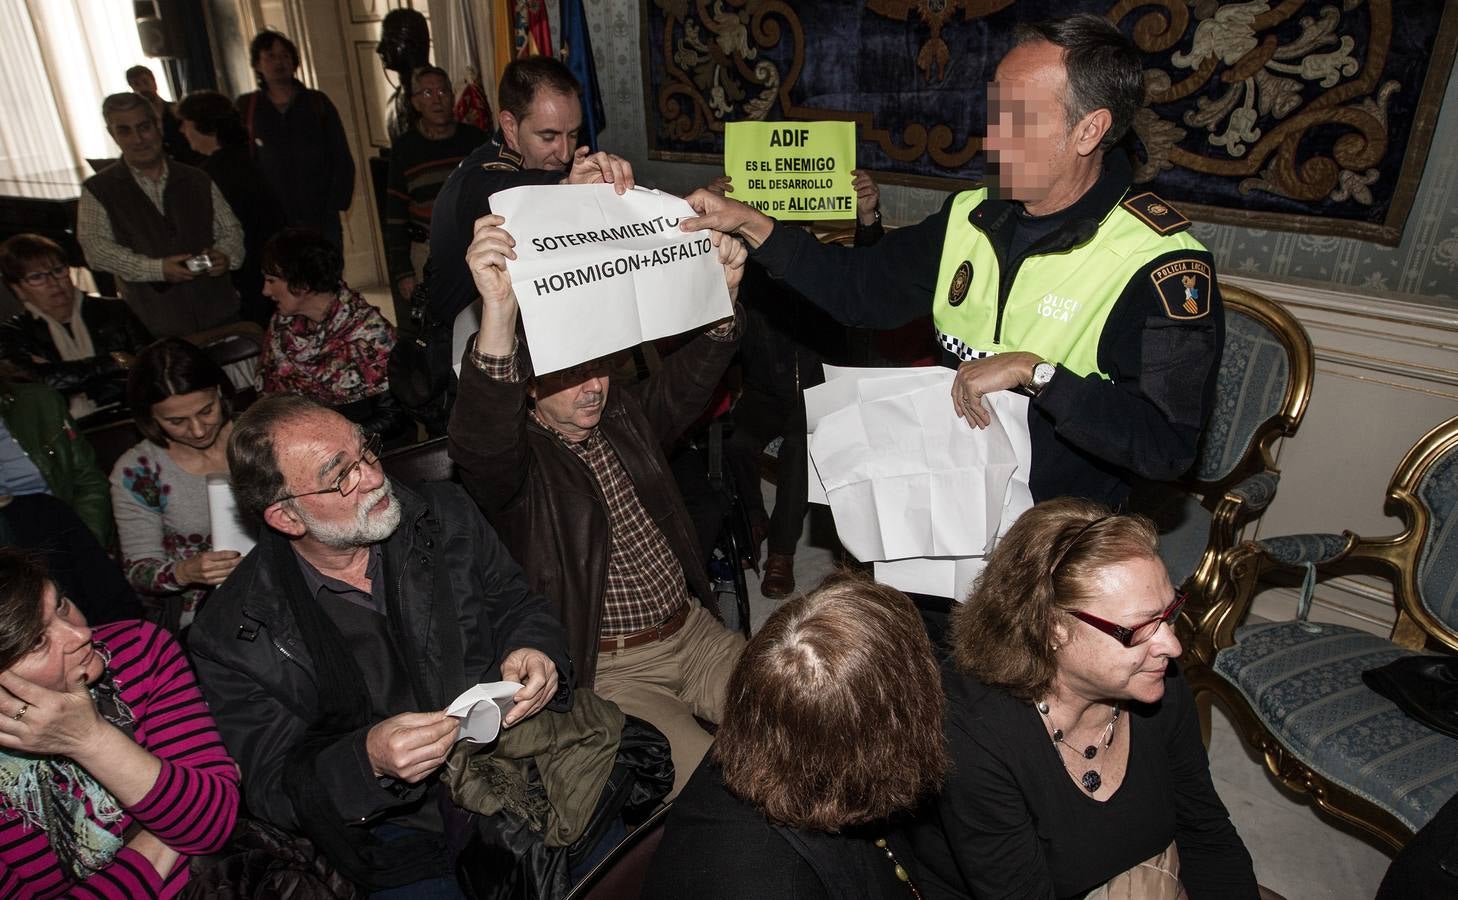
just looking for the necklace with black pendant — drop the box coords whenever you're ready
[1037,700,1121,793]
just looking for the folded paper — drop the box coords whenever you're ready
[447,681,522,744]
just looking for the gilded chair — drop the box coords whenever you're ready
[1143,284,1313,613]
[1183,414,1458,851]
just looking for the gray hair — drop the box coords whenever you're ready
[101,91,159,125]
[227,394,330,522]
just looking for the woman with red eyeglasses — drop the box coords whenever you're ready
[904,498,1263,900]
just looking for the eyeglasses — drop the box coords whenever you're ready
[1067,592,1186,648]
[274,434,382,503]
[20,265,68,287]
[414,87,453,99]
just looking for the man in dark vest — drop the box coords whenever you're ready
[78,92,243,338]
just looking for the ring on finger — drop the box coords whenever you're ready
[13,703,28,722]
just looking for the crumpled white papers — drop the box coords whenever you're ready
[805,366,1034,599]
[487,183,732,375]
[447,681,522,744]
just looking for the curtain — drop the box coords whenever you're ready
[0,0,169,180]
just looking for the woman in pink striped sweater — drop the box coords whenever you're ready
[0,549,239,898]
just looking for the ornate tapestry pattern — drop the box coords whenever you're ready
[641,0,1458,244]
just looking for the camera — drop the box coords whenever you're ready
[185,253,212,274]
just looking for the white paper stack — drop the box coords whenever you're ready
[447,681,522,744]
[804,366,1034,599]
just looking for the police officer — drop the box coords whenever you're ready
[681,13,1221,508]
[427,56,636,337]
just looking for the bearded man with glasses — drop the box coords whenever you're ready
[189,395,571,895]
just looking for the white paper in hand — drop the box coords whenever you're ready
[206,473,256,554]
[447,681,522,744]
[486,183,732,375]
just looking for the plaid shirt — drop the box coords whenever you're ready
[471,340,693,635]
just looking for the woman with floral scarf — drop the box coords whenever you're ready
[0,549,239,897]
[256,228,408,442]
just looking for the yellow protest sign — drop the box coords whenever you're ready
[723,121,856,220]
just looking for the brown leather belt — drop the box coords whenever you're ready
[598,604,689,652]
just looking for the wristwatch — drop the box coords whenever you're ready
[1026,361,1057,397]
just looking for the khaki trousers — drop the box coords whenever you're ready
[592,603,746,798]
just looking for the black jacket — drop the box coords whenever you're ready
[448,330,738,687]
[751,153,1222,508]
[237,82,356,233]
[200,145,288,325]
[0,296,152,406]
[189,480,572,831]
[426,131,562,328]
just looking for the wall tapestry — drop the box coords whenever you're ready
[642,0,1458,245]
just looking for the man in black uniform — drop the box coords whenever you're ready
[426,56,635,337]
[682,15,1222,509]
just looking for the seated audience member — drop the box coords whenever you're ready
[0,233,152,422]
[384,65,487,320]
[449,215,748,798]
[238,30,356,246]
[189,396,570,895]
[0,362,114,546]
[257,228,408,442]
[908,499,1258,899]
[125,64,199,166]
[111,339,242,631]
[77,92,244,338]
[643,572,947,899]
[0,549,240,896]
[176,90,289,327]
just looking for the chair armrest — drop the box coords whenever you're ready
[1227,471,1280,513]
[1254,532,1355,567]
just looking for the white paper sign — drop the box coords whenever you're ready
[447,681,522,744]
[487,184,732,375]
[804,368,1034,598]
[206,474,256,555]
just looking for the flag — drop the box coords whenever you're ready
[516,0,552,58]
[559,0,607,151]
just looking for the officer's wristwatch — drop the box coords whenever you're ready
[1026,361,1057,397]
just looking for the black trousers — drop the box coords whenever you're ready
[726,384,808,557]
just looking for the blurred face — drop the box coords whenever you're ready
[254,40,297,85]
[272,414,401,547]
[412,73,455,129]
[985,41,1075,204]
[529,356,612,442]
[12,255,75,321]
[106,105,164,171]
[8,584,103,693]
[1052,555,1183,706]
[127,70,158,96]
[500,89,581,171]
[153,387,227,450]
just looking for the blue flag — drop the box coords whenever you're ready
[559,0,606,151]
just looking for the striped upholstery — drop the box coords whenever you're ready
[1193,308,1291,483]
[1418,449,1458,630]
[1214,620,1458,832]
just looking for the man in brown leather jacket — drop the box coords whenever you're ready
[448,213,748,797]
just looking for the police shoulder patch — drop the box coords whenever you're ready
[1149,257,1212,320]
[1122,192,1190,236]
